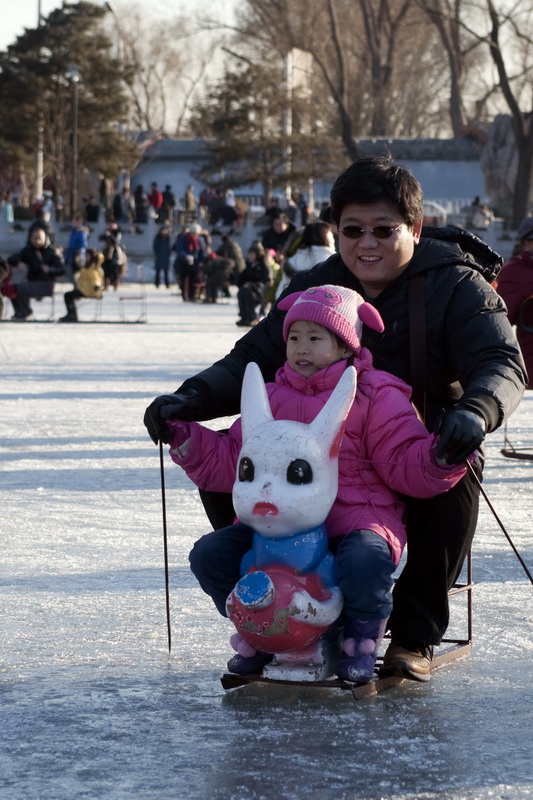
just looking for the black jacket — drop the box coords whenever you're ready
[237,258,273,289]
[178,229,526,432]
[10,243,65,283]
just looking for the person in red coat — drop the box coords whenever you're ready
[495,216,533,388]
[148,182,163,220]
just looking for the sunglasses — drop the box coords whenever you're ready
[340,224,402,240]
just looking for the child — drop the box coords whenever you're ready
[60,249,104,322]
[167,285,469,682]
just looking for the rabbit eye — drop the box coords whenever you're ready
[238,457,254,482]
[287,459,313,485]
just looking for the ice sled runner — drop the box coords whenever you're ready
[221,643,473,698]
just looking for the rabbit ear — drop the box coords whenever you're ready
[309,366,357,459]
[241,362,274,441]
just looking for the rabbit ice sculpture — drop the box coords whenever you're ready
[226,361,357,681]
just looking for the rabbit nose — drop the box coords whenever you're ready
[262,481,271,492]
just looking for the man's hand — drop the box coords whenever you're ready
[143,387,201,444]
[434,408,486,465]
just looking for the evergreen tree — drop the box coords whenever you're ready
[189,61,340,206]
[0,1,138,209]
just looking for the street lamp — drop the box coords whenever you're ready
[35,2,44,201]
[68,66,80,217]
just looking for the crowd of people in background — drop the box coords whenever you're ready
[0,201,131,320]
[136,185,324,318]
[0,180,314,236]
[143,190,337,323]
[4,175,533,357]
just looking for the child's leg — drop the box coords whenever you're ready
[334,530,395,619]
[189,522,274,675]
[333,530,396,682]
[188,522,254,616]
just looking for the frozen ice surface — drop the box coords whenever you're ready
[1,284,532,800]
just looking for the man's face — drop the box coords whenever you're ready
[273,218,287,234]
[337,201,422,297]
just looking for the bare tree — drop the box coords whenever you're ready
[189,60,339,205]
[415,0,472,135]
[234,0,451,159]
[358,0,411,136]
[105,3,221,134]
[484,0,533,225]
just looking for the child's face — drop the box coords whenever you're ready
[286,320,353,377]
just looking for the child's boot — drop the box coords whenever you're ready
[337,617,388,684]
[226,633,273,676]
[226,651,273,675]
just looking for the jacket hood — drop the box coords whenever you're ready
[420,225,503,282]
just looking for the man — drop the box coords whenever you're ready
[144,157,526,681]
[113,187,134,224]
[162,185,176,224]
[261,211,296,255]
[84,196,100,224]
[217,232,245,278]
[8,226,65,320]
[494,216,533,389]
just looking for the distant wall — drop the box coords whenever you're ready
[131,162,202,209]
[400,160,487,208]
[129,137,487,213]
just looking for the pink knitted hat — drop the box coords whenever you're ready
[278,285,384,352]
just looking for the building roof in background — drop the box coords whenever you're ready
[130,135,485,208]
[137,135,482,164]
[140,138,211,161]
[357,137,482,161]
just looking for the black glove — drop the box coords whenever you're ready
[143,387,201,445]
[434,408,486,465]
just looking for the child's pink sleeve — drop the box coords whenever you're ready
[166,419,191,460]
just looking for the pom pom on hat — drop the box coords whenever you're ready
[278,285,384,353]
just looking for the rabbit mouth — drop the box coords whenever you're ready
[252,502,279,517]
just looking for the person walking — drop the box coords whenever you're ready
[153,224,172,289]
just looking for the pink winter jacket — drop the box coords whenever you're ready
[167,350,467,564]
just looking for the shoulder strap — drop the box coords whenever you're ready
[408,273,427,422]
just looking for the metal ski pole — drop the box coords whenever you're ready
[468,462,533,586]
[159,440,172,651]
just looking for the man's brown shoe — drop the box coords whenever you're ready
[380,640,434,682]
